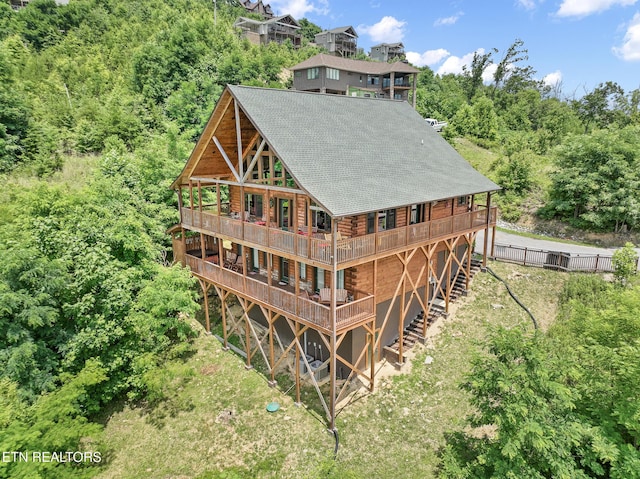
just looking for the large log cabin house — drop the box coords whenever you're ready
[170,85,499,428]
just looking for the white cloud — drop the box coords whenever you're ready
[613,12,640,60]
[434,12,463,27]
[543,70,563,86]
[556,0,637,18]
[269,0,329,18]
[435,48,496,83]
[359,16,407,43]
[406,49,450,67]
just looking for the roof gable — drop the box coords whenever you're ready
[173,86,499,217]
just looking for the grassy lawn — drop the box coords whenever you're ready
[96,261,572,478]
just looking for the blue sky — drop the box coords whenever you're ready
[267,0,640,98]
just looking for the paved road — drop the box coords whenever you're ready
[475,229,640,268]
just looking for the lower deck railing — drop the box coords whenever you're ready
[186,254,375,332]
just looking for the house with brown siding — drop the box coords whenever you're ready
[290,53,419,106]
[170,85,499,428]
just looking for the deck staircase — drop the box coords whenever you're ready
[385,259,483,364]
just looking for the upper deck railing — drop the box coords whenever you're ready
[181,206,497,266]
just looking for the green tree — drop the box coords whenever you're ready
[441,328,614,478]
[0,361,106,479]
[298,18,322,43]
[612,242,639,287]
[544,126,640,232]
[573,81,628,132]
[461,49,495,101]
[0,38,30,173]
[491,39,539,98]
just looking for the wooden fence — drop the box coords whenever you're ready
[492,243,638,273]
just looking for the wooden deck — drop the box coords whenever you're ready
[181,206,497,267]
[185,254,375,333]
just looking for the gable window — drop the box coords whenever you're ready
[307,67,319,80]
[327,68,340,80]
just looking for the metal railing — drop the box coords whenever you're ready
[492,243,637,273]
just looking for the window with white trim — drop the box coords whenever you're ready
[327,68,340,80]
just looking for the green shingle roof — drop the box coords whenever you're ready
[229,85,500,218]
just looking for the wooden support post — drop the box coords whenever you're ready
[369,321,375,391]
[201,280,211,333]
[220,290,229,350]
[216,183,221,216]
[465,236,472,292]
[397,252,407,367]
[445,244,452,313]
[306,198,312,259]
[269,311,276,383]
[244,307,252,369]
[411,72,417,109]
[483,192,492,268]
[373,257,379,361]
[200,231,206,263]
[234,99,244,180]
[295,321,301,404]
[197,180,203,226]
[329,218,338,431]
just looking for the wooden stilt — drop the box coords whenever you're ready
[483,192,492,267]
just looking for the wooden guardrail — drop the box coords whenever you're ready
[181,206,497,266]
[185,254,375,331]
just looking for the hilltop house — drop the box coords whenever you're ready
[234,14,302,48]
[369,42,405,62]
[314,26,358,58]
[170,86,499,428]
[290,53,419,106]
[239,0,274,18]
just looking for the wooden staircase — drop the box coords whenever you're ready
[385,259,483,364]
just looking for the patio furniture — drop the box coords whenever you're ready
[319,288,349,305]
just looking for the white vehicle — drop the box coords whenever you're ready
[425,118,447,132]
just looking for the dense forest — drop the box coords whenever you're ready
[0,0,638,477]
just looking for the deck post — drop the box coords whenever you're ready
[220,289,229,350]
[465,235,472,292]
[445,243,452,313]
[397,252,407,367]
[329,218,338,431]
[482,192,492,268]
